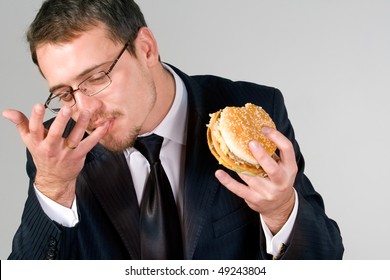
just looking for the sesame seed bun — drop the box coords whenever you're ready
[207,103,278,176]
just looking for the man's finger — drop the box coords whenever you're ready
[77,121,110,154]
[2,109,30,137]
[65,110,91,149]
[215,169,251,200]
[45,106,73,145]
[249,139,279,176]
[261,126,296,166]
[29,104,46,142]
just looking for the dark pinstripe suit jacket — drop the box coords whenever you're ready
[8,65,344,259]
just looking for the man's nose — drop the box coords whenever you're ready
[73,91,103,114]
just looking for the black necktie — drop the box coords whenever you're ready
[134,134,183,259]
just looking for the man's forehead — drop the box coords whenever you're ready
[36,36,116,87]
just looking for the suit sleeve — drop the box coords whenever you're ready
[269,88,344,259]
[8,148,78,260]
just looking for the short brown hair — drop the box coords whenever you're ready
[27,0,147,66]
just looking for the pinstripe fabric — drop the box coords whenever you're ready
[76,145,141,259]
[8,65,344,259]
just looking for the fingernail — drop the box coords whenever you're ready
[34,104,44,114]
[262,126,271,134]
[215,170,225,180]
[249,140,259,151]
[62,106,71,117]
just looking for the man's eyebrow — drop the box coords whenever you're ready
[49,61,111,93]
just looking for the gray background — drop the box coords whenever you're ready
[1,0,389,260]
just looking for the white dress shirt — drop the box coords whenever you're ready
[35,64,298,257]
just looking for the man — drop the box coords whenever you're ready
[2,0,343,259]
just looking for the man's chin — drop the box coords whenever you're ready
[98,135,136,153]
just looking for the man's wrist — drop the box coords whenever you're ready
[34,175,76,208]
[260,188,299,257]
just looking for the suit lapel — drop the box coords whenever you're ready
[183,112,221,259]
[175,69,222,259]
[78,145,141,259]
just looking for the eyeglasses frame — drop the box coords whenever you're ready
[44,41,130,114]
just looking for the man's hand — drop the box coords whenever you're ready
[215,126,297,234]
[2,104,109,208]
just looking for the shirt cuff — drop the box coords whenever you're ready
[34,184,79,227]
[260,188,298,257]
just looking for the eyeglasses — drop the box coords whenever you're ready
[44,42,129,114]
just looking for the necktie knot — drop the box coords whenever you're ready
[134,134,164,164]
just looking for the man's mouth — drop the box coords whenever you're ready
[87,111,123,132]
[88,118,114,132]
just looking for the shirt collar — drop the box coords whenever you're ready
[123,64,187,157]
[151,63,188,146]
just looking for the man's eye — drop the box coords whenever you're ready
[52,87,70,96]
[85,72,107,85]
[59,92,73,102]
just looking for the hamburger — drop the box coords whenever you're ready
[207,103,279,176]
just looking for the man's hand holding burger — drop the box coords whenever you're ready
[207,103,297,234]
[215,126,297,235]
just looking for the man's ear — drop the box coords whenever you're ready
[135,27,159,67]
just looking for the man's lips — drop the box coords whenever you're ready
[88,118,114,131]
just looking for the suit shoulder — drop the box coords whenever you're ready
[190,74,283,108]
[192,74,279,94]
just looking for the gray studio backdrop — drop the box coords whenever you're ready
[1,0,389,260]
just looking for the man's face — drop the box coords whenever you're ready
[36,26,157,152]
